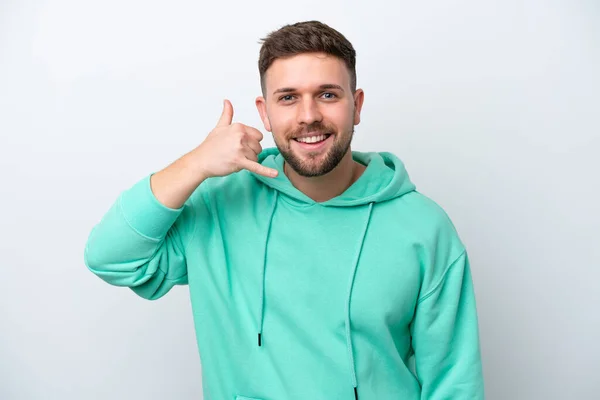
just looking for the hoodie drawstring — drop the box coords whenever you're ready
[258,191,278,347]
[257,194,374,400]
[345,202,374,400]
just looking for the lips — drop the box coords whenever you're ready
[292,133,334,151]
[294,134,332,144]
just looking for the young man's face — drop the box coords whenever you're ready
[256,52,364,177]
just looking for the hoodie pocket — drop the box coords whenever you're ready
[236,397,264,400]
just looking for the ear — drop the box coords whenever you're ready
[255,96,272,132]
[352,89,365,125]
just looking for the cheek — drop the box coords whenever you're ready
[269,114,295,136]
[326,109,353,130]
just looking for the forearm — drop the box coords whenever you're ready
[150,152,208,210]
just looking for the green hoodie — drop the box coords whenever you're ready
[84,148,484,399]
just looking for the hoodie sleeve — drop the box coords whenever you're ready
[84,174,200,300]
[410,250,485,399]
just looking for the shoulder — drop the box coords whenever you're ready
[384,191,463,248]
[394,191,468,288]
[378,191,467,285]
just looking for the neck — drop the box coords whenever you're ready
[284,150,366,202]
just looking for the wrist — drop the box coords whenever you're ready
[182,150,210,184]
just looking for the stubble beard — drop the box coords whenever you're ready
[274,121,354,178]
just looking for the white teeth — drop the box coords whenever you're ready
[297,135,326,143]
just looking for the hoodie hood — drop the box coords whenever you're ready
[253,147,416,206]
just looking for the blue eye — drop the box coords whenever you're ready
[280,95,294,102]
[322,92,336,99]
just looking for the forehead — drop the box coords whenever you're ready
[265,52,350,93]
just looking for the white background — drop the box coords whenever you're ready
[1,0,598,399]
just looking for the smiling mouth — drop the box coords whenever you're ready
[293,133,332,144]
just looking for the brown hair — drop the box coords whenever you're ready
[258,20,357,96]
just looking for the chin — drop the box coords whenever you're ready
[275,127,354,178]
[284,144,348,178]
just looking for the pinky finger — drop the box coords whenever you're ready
[239,158,279,178]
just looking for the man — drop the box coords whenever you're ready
[85,20,484,399]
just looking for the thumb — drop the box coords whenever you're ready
[216,99,234,127]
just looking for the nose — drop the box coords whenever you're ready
[296,97,323,126]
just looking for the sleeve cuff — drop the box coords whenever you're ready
[118,174,184,240]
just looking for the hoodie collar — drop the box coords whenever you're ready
[252,148,416,207]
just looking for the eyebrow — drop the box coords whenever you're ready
[272,84,345,96]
